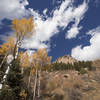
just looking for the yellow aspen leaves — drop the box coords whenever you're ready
[37,48,52,66]
[32,48,52,68]
[11,17,35,42]
[20,52,30,68]
[0,37,15,55]
[19,89,27,100]
[18,48,52,75]
[30,68,35,76]
[17,51,24,60]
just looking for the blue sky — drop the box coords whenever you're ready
[0,0,100,61]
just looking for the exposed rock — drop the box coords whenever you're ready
[92,59,100,70]
[55,55,77,65]
[63,74,70,78]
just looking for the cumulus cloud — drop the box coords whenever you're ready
[71,26,100,61]
[66,25,82,39]
[0,0,88,52]
[22,0,88,50]
[0,0,31,43]
[66,1,88,39]
[0,0,30,23]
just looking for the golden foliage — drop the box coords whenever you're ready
[18,48,52,76]
[32,48,52,67]
[17,51,24,60]
[11,17,35,41]
[20,52,30,68]
[0,37,15,55]
[30,48,52,75]
[19,89,27,100]
[30,68,35,76]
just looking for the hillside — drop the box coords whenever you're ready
[24,60,100,100]
[36,69,100,100]
[22,55,100,100]
[1,54,100,100]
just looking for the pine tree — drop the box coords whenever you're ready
[6,59,24,100]
[0,86,16,100]
[0,58,24,100]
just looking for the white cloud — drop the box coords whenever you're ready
[0,0,31,43]
[87,26,100,36]
[0,0,88,52]
[22,0,88,50]
[66,1,88,39]
[71,26,100,61]
[66,25,82,39]
[0,0,30,22]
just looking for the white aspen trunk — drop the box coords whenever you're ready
[14,46,19,60]
[14,41,20,60]
[0,41,19,90]
[2,54,13,81]
[0,63,12,90]
[0,54,8,68]
[2,65,10,83]
[33,68,38,100]
[0,65,10,90]
[0,84,2,90]
[0,38,23,90]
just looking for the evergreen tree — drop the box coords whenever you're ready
[0,60,23,100]
[0,86,16,100]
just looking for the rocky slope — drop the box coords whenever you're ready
[55,55,77,65]
[40,70,100,100]
[24,56,100,100]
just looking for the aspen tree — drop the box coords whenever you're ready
[20,52,30,74]
[11,17,35,59]
[32,48,52,100]
[0,37,15,68]
[19,51,32,91]
[0,17,35,90]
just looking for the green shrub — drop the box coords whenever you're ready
[51,61,92,74]
[6,60,24,99]
[0,87,16,100]
[51,62,72,71]
[23,67,31,76]
[79,68,87,74]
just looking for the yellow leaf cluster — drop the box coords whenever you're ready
[17,51,24,60]
[18,48,52,76]
[19,89,27,99]
[32,48,52,67]
[20,52,30,68]
[11,17,35,41]
[0,37,15,55]
[30,68,35,76]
